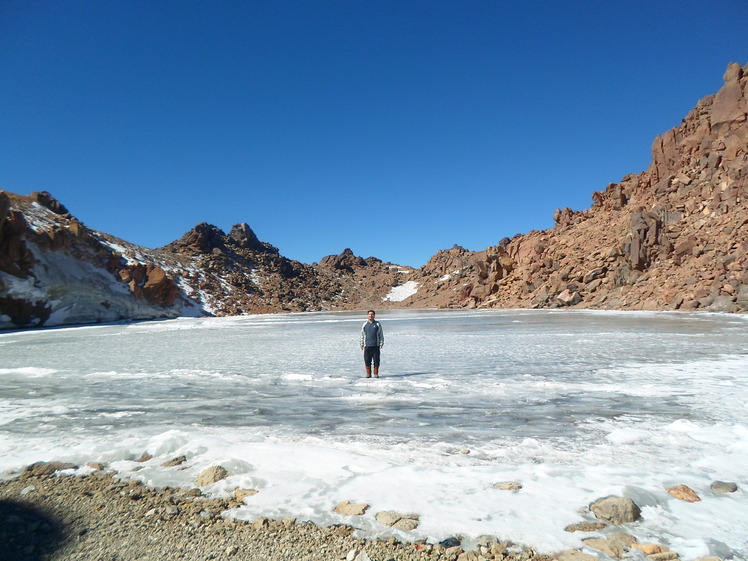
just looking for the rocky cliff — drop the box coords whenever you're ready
[1,63,746,329]
[402,62,748,313]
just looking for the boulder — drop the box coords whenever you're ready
[119,263,179,307]
[375,511,402,526]
[609,532,638,547]
[445,546,464,558]
[23,461,78,476]
[345,549,372,561]
[334,501,370,516]
[582,538,627,558]
[161,455,187,467]
[393,517,419,531]
[375,510,420,530]
[235,488,259,502]
[589,496,642,524]
[196,465,229,486]
[707,295,738,313]
[666,485,701,502]
[647,553,680,561]
[554,207,582,227]
[710,480,738,494]
[493,481,523,491]
[632,543,669,555]
[142,264,179,307]
[557,289,582,306]
[565,522,608,532]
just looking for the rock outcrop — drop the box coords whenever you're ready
[0,190,198,328]
[2,63,747,329]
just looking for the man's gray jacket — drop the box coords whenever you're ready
[360,320,384,347]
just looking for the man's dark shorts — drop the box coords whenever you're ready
[363,346,380,367]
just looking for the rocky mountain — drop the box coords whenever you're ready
[0,191,407,329]
[1,62,746,329]
[404,62,747,313]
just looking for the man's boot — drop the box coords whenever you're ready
[365,366,372,378]
[373,366,379,378]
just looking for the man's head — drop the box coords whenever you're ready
[367,310,376,321]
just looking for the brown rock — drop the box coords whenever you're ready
[609,532,638,547]
[557,289,582,306]
[632,543,669,555]
[647,552,680,561]
[32,191,70,215]
[493,481,523,491]
[582,538,627,558]
[375,511,419,529]
[589,496,642,524]
[196,466,229,486]
[392,517,419,531]
[23,461,78,476]
[565,522,608,532]
[142,264,179,307]
[234,488,259,502]
[334,501,369,516]
[666,485,701,502]
[161,455,187,467]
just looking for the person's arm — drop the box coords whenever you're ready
[378,322,384,347]
[360,323,365,348]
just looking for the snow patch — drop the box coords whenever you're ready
[383,281,419,302]
[437,270,461,283]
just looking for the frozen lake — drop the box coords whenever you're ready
[1,309,746,559]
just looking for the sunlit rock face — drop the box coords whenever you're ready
[0,190,198,329]
[407,62,748,313]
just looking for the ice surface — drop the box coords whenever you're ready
[0,309,746,558]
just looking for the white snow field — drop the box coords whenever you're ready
[1,309,746,559]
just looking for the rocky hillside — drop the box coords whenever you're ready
[403,62,748,313]
[1,62,746,329]
[0,190,410,328]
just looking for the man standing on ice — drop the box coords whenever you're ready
[360,309,384,378]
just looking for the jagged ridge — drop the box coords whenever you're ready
[1,63,746,329]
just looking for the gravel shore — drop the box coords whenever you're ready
[0,466,553,561]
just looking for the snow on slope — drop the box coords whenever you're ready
[383,281,419,302]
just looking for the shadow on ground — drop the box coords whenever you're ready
[0,499,65,561]
[383,371,430,378]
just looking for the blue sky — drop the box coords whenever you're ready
[2,1,746,267]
